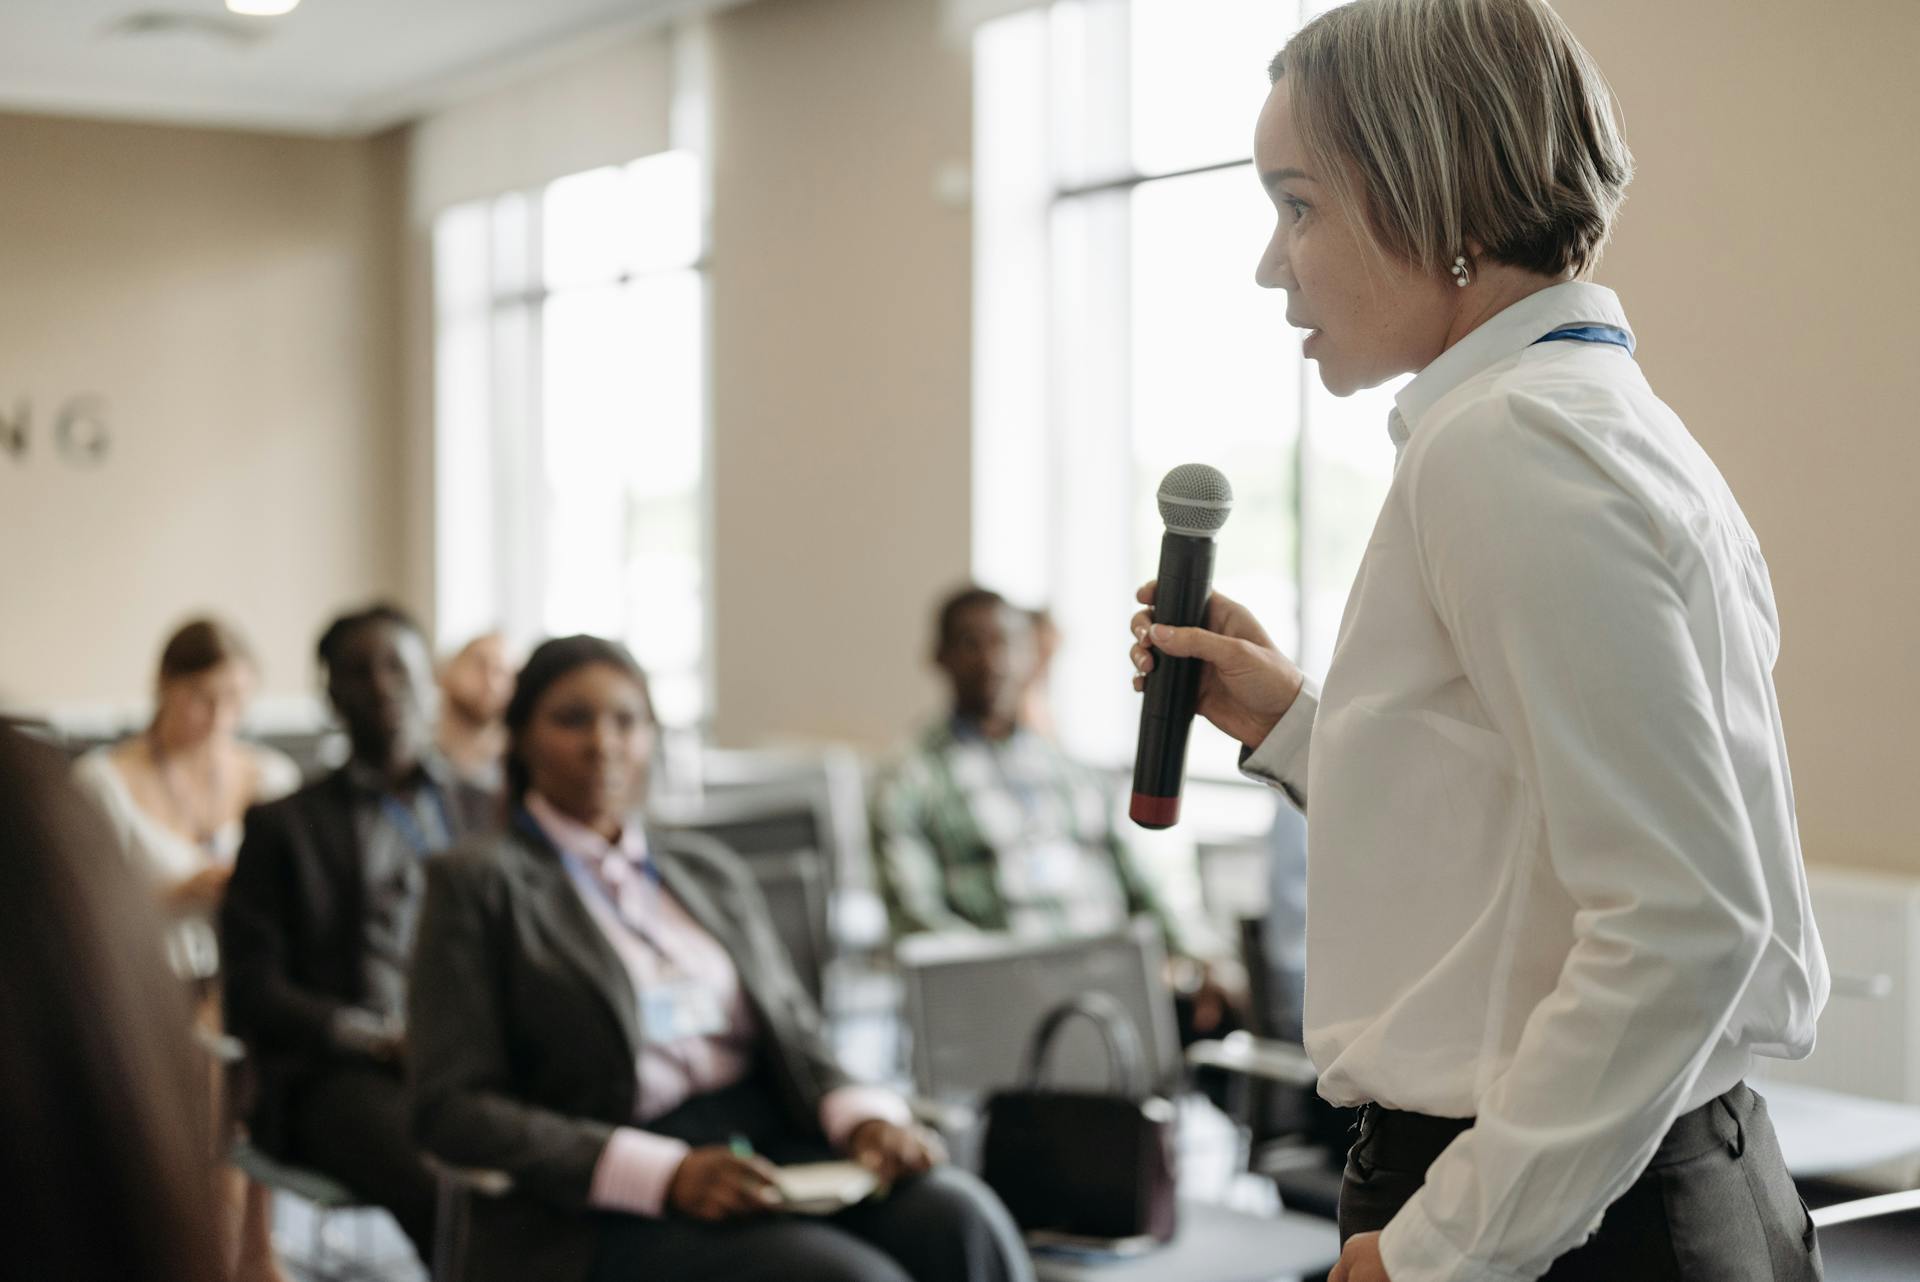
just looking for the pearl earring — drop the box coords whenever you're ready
[1450,255,1470,287]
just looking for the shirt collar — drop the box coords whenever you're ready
[944,713,1029,750]
[525,790,648,866]
[1390,280,1633,445]
[344,749,454,798]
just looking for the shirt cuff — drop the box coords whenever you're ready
[819,1084,914,1150]
[588,1127,692,1218]
[1379,1192,1531,1282]
[1238,677,1319,807]
[329,1006,399,1059]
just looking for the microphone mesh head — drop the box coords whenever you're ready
[1157,463,1233,536]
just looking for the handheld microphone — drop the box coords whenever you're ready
[1130,464,1233,830]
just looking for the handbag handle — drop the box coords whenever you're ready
[1020,991,1151,1099]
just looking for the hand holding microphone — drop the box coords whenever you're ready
[1128,584,1304,753]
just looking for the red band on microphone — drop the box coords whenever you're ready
[1129,792,1181,830]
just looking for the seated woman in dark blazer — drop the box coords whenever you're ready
[409,635,1031,1282]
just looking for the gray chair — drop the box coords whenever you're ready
[1210,917,1348,1221]
[202,1025,417,1282]
[654,791,835,1003]
[745,847,832,1005]
[427,1158,513,1282]
[899,919,1186,1103]
[895,923,1341,1282]
[231,1138,417,1282]
[691,745,877,893]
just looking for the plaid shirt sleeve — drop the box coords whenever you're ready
[870,752,981,937]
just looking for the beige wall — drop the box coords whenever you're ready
[706,0,974,750]
[406,30,674,222]
[0,114,405,718]
[6,0,1913,880]
[1558,0,1920,875]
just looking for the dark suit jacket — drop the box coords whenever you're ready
[219,764,495,1147]
[408,821,851,1282]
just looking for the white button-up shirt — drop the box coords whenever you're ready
[1243,281,1828,1282]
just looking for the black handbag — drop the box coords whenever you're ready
[979,991,1179,1243]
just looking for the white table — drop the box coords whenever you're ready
[1030,1200,1341,1282]
[1760,1080,1920,1179]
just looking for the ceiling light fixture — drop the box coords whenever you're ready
[226,0,300,15]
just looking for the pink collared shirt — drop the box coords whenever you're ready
[524,793,909,1217]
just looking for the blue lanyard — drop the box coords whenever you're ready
[1532,323,1635,356]
[378,784,453,858]
[514,805,683,968]
[512,805,662,888]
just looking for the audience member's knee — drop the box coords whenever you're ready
[788,1245,913,1282]
[909,1165,1007,1215]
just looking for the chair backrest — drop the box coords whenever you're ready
[693,746,876,891]
[668,798,823,862]
[255,728,345,782]
[898,919,1183,1103]
[654,791,834,1003]
[743,850,830,1005]
[1237,915,1349,1152]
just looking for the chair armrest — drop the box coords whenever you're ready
[1186,1032,1318,1088]
[425,1155,515,1199]
[1810,1188,1920,1229]
[1251,1137,1340,1174]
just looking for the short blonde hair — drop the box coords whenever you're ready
[1270,0,1632,278]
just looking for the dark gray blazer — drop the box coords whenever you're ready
[408,819,851,1282]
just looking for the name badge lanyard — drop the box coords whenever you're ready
[379,783,454,858]
[513,806,723,1060]
[511,805,690,959]
[1532,323,1635,356]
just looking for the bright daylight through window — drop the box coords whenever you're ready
[974,0,1401,780]
[434,149,709,728]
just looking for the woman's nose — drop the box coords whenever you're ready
[1255,252,1284,290]
[1255,229,1289,290]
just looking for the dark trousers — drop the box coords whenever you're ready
[1338,1082,1822,1281]
[588,1079,1032,1282]
[286,1063,438,1261]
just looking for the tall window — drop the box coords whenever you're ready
[434,150,709,727]
[974,0,1399,777]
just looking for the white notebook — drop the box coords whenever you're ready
[772,1161,882,1215]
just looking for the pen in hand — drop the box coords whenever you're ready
[730,1134,783,1206]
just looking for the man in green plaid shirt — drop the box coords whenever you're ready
[872,588,1231,1032]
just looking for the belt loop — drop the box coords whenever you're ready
[1717,1096,1746,1158]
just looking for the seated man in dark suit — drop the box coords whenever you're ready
[220,603,496,1260]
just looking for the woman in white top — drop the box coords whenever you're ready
[72,616,299,1282]
[74,619,300,928]
[1129,3,1827,1280]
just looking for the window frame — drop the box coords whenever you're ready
[431,150,715,728]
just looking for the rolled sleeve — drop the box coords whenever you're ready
[1380,1196,1532,1282]
[1238,677,1319,810]
[587,1127,692,1218]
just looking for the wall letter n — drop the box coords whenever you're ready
[0,398,26,462]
